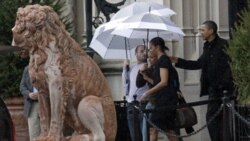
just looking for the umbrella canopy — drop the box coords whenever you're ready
[100,17,126,31]
[112,28,183,41]
[111,13,185,41]
[89,24,145,60]
[111,2,176,21]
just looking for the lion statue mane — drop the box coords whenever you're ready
[12,4,117,141]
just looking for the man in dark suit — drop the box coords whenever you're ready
[20,64,41,140]
[171,20,234,141]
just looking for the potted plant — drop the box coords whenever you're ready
[0,0,72,140]
[227,7,250,140]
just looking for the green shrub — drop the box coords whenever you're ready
[0,54,28,99]
[0,0,72,99]
[227,9,250,105]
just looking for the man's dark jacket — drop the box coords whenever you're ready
[175,34,234,97]
[20,66,36,118]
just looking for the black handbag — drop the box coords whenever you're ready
[175,92,198,128]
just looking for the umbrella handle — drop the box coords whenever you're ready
[126,64,130,72]
[146,29,149,59]
[124,38,128,60]
[142,39,148,61]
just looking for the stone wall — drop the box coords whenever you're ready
[4,97,29,141]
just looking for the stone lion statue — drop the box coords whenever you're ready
[12,4,117,141]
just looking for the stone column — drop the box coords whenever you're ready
[99,60,124,101]
[213,0,229,39]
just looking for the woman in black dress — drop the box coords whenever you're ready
[140,37,179,141]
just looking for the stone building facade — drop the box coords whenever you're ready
[64,0,230,140]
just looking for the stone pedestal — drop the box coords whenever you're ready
[4,97,29,141]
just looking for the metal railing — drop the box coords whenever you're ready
[114,95,250,141]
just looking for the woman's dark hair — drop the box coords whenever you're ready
[150,37,169,52]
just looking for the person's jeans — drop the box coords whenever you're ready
[127,103,143,141]
[142,102,155,141]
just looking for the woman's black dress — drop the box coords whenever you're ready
[149,55,179,130]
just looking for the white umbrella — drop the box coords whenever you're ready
[89,24,145,60]
[111,13,185,41]
[112,28,183,41]
[100,17,127,31]
[111,2,176,21]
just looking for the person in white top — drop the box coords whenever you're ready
[122,45,148,141]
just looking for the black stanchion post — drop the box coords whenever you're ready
[123,96,127,102]
[115,96,131,141]
[223,90,232,141]
[132,95,141,141]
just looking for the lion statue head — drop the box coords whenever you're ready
[12,4,86,91]
[12,4,71,52]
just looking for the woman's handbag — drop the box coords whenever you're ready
[175,92,198,128]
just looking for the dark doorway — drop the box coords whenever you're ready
[228,0,249,38]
